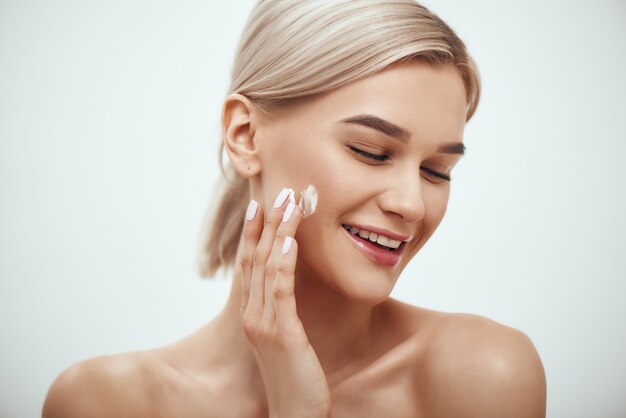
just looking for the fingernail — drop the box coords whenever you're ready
[282,202,296,223]
[282,236,293,255]
[245,200,258,222]
[273,188,290,209]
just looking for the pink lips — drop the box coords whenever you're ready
[342,226,405,266]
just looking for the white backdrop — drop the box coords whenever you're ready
[1,1,625,417]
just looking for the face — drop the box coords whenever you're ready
[253,61,467,304]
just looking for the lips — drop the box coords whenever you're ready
[341,224,402,250]
[341,225,405,266]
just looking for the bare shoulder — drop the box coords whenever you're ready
[420,312,547,418]
[42,351,162,418]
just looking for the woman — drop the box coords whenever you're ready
[43,0,546,416]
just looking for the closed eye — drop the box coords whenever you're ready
[348,146,451,182]
[348,146,389,162]
[420,167,451,182]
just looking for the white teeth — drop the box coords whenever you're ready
[388,239,400,248]
[343,224,402,250]
[376,235,389,246]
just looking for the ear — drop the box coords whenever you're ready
[221,93,262,179]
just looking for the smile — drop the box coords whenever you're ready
[342,224,402,249]
[341,224,406,266]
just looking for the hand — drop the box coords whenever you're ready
[237,188,331,418]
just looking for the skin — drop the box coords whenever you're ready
[42,61,547,417]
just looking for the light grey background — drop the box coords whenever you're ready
[1,1,625,417]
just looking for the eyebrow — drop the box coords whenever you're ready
[339,114,410,142]
[437,142,466,155]
[338,114,465,155]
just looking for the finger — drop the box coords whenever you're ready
[240,199,264,315]
[248,188,293,315]
[263,201,303,323]
[273,236,302,332]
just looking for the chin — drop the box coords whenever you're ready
[341,284,395,307]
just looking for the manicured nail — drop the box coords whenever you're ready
[245,200,258,222]
[273,188,290,209]
[282,202,296,223]
[282,236,293,255]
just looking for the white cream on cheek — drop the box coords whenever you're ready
[298,184,318,218]
[282,184,318,219]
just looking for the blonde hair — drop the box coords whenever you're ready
[198,0,481,278]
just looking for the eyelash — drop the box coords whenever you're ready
[348,146,452,182]
[349,146,389,162]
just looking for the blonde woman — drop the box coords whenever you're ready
[43,1,546,416]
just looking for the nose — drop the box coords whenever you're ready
[377,170,426,223]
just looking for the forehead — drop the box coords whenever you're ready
[287,61,467,144]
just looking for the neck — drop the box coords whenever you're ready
[214,261,381,389]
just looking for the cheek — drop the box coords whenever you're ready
[400,186,450,264]
[259,131,341,191]
[421,185,451,239]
